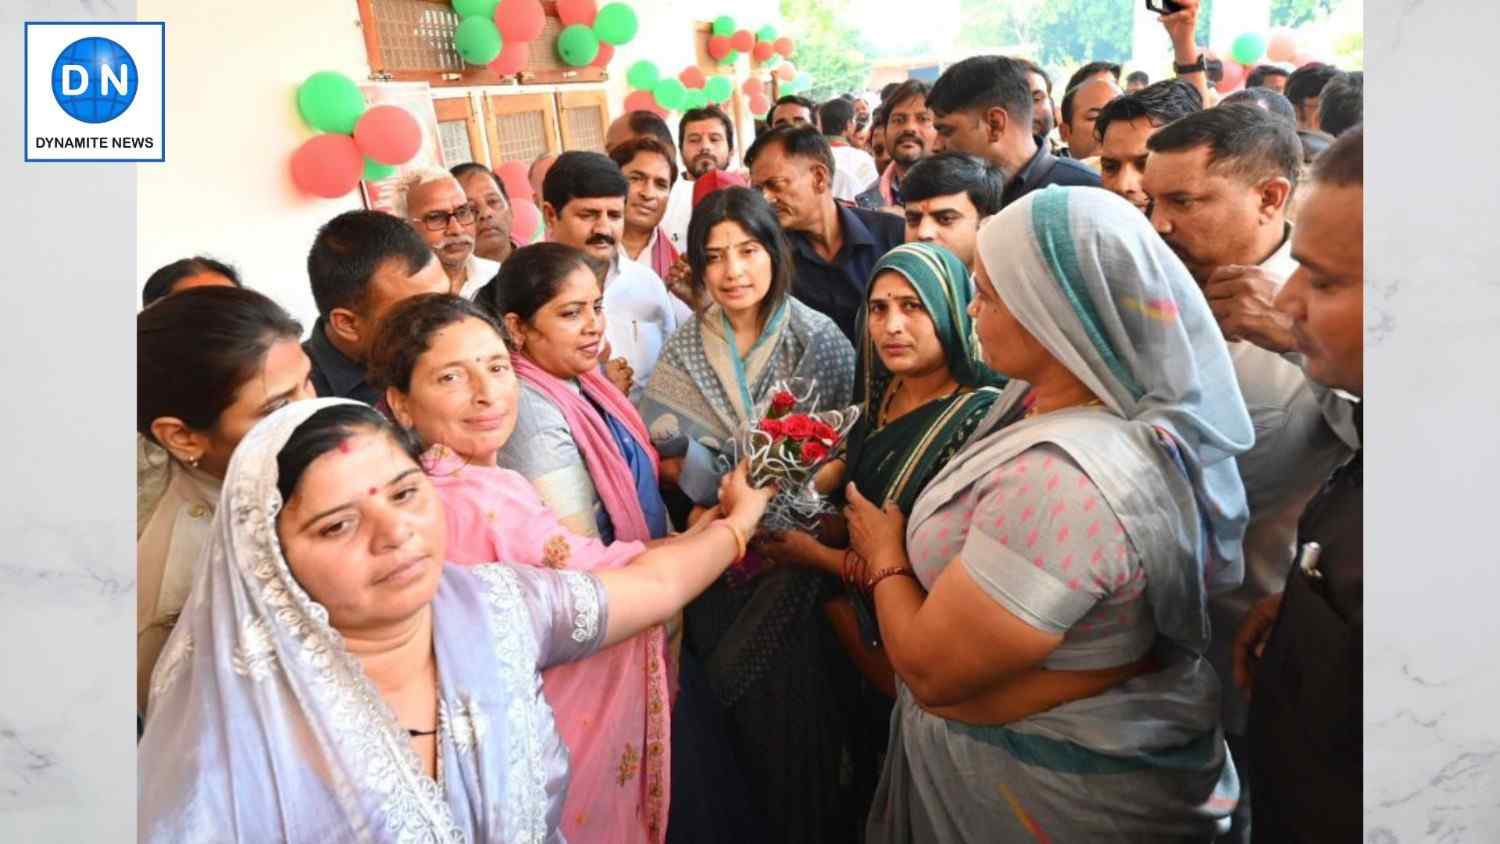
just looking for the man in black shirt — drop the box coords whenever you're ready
[927,55,1101,208]
[1236,126,1364,844]
[303,210,449,405]
[745,125,904,343]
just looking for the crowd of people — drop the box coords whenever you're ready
[137,2,1364,840]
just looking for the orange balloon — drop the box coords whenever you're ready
[1265,28,1298,63]
[743,77,764,97]
[679,66,706,89]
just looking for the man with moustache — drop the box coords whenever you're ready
[660,105,736,254]
[542,151,690,403]
[1093,78,1203,213]
[394,167,499,299]
[1238,127,1364,844]
[1143,105,1354,844]
[746,124,903,343]
[856,80,936,212]
[451,163,516,268]
[609,136,682,290]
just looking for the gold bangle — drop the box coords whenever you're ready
[716,519,748,560]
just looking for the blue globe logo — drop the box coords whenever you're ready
[51,37,138,124]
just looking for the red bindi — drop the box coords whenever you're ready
[338,440,353,454]
[368,487,378,496]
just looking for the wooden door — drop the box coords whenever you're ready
[556,90,611,153]
[433,96,485,167]
[482,92,560,172]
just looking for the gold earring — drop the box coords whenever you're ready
[187,455,201,469]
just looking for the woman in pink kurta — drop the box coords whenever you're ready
[368,292,677,844]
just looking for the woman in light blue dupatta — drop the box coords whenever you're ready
[137,399,774,843]
[843,186,1255,842]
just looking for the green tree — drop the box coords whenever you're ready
[956,0,1041,50]
[1032,0,1132,67]
[781,0,873,99]
[1270,0,1340,28]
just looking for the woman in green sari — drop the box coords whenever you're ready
[759,241,1005,824]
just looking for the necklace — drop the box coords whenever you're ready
[1023,396,1105,419]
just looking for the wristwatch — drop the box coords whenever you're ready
[1174,54,1207,74]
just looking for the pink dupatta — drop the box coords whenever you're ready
[511,355,660,542]
[424,442,671,843]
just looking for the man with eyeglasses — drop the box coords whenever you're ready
[394,167,500,299]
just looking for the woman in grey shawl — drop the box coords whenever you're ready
[843,186,1254,842]
[137,399,773,843]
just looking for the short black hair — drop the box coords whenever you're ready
[1297,129,1336,164]
[307,210,435,318]
[928,55,1033,127]
[366,293,506,394]
[608,135,680,187]
[744,124,836,179]
[450,162,508,201]
[819,98,856,136]
[1317,71,1363,138]
[277,404,422,505]
[1125,70,1150,87]
[1093,78,1202,143]
[678,105,734,153]
[771,95,819,130]
[880,81,902,101]
[623,110,675,150]
[141,256,241,308]
[1020,59,1052,95]
[1065,62,1122,97]
[476,242,604,327]
[1060,75,1119,126]
[900,152,1006,216]
[1246,65,1291,89]
[1284,62,1341,108]
[1146,104,1302,187]
[884,79,933,115]
[541,150,628,214]
[687,187,793,322]
[1219,87,1297,125]
[1310,123,1362,187]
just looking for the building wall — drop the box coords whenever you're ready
[137,0,778,327]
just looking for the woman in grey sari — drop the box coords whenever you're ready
[843,186,1254,841]
[137,398,773,842]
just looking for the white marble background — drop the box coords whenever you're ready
[1364,0,1500,841]
[1,0,137,840]
[2,0,1497,840]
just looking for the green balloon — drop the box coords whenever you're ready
[454,17,503,64]
[652,78,687,112]
[452,0,499,18]
[297,72,366,134]
[594,3,639,45]
[712,16,736,37]
[557,24,600,67]
[626,60,659,91]
[765,54,781,69]
[363,157,397,181]
[1230,32,1268,65]
[720,49,740,65]
[757,25,777,43]
[684,89,709,110]
[704,75,734,103]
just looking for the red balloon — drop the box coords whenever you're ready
[591,42,615,68]
[742,77,764,97]
[774,37,794,58]
[624,89,666,117]
[730,30,754,53]
[556,0,597,27]
[488,40,531,76]
[751,42,775,63]
[512,199,543,244]
[773,62,796,81]
[353,105,422,165]
[291,134,364,198]
[1217,61,1246,92]
[496,0,546,42]
[496,160,534,200]
[707,36,732,61]
[678,66,706,89]
[748,93,771,116]
[1265,28,1298,63]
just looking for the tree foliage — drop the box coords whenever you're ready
[1270,0,1340,28]
[781,0,873,100]
[1032,0,1132,66]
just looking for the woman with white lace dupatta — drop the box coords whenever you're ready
[845,186,1255,841]
[138,398,773,842]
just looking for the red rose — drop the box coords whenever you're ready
[769,390,797,417]
[781,415,817,440]
[759,418,787,438]
[800,440,830,463]
[810,421,839,442]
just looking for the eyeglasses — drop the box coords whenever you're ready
[414,205,477,231]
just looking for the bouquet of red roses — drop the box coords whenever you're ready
[723,378,860,535]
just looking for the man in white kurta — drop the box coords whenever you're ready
[661,106,737,252]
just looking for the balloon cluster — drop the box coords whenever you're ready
[624,61,735,116]
[290,71,423,198]
[448,0,636,74]
[1205,27,1321,93]
[704,16,795,69]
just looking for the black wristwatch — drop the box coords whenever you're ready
[1174,54,1207,74]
